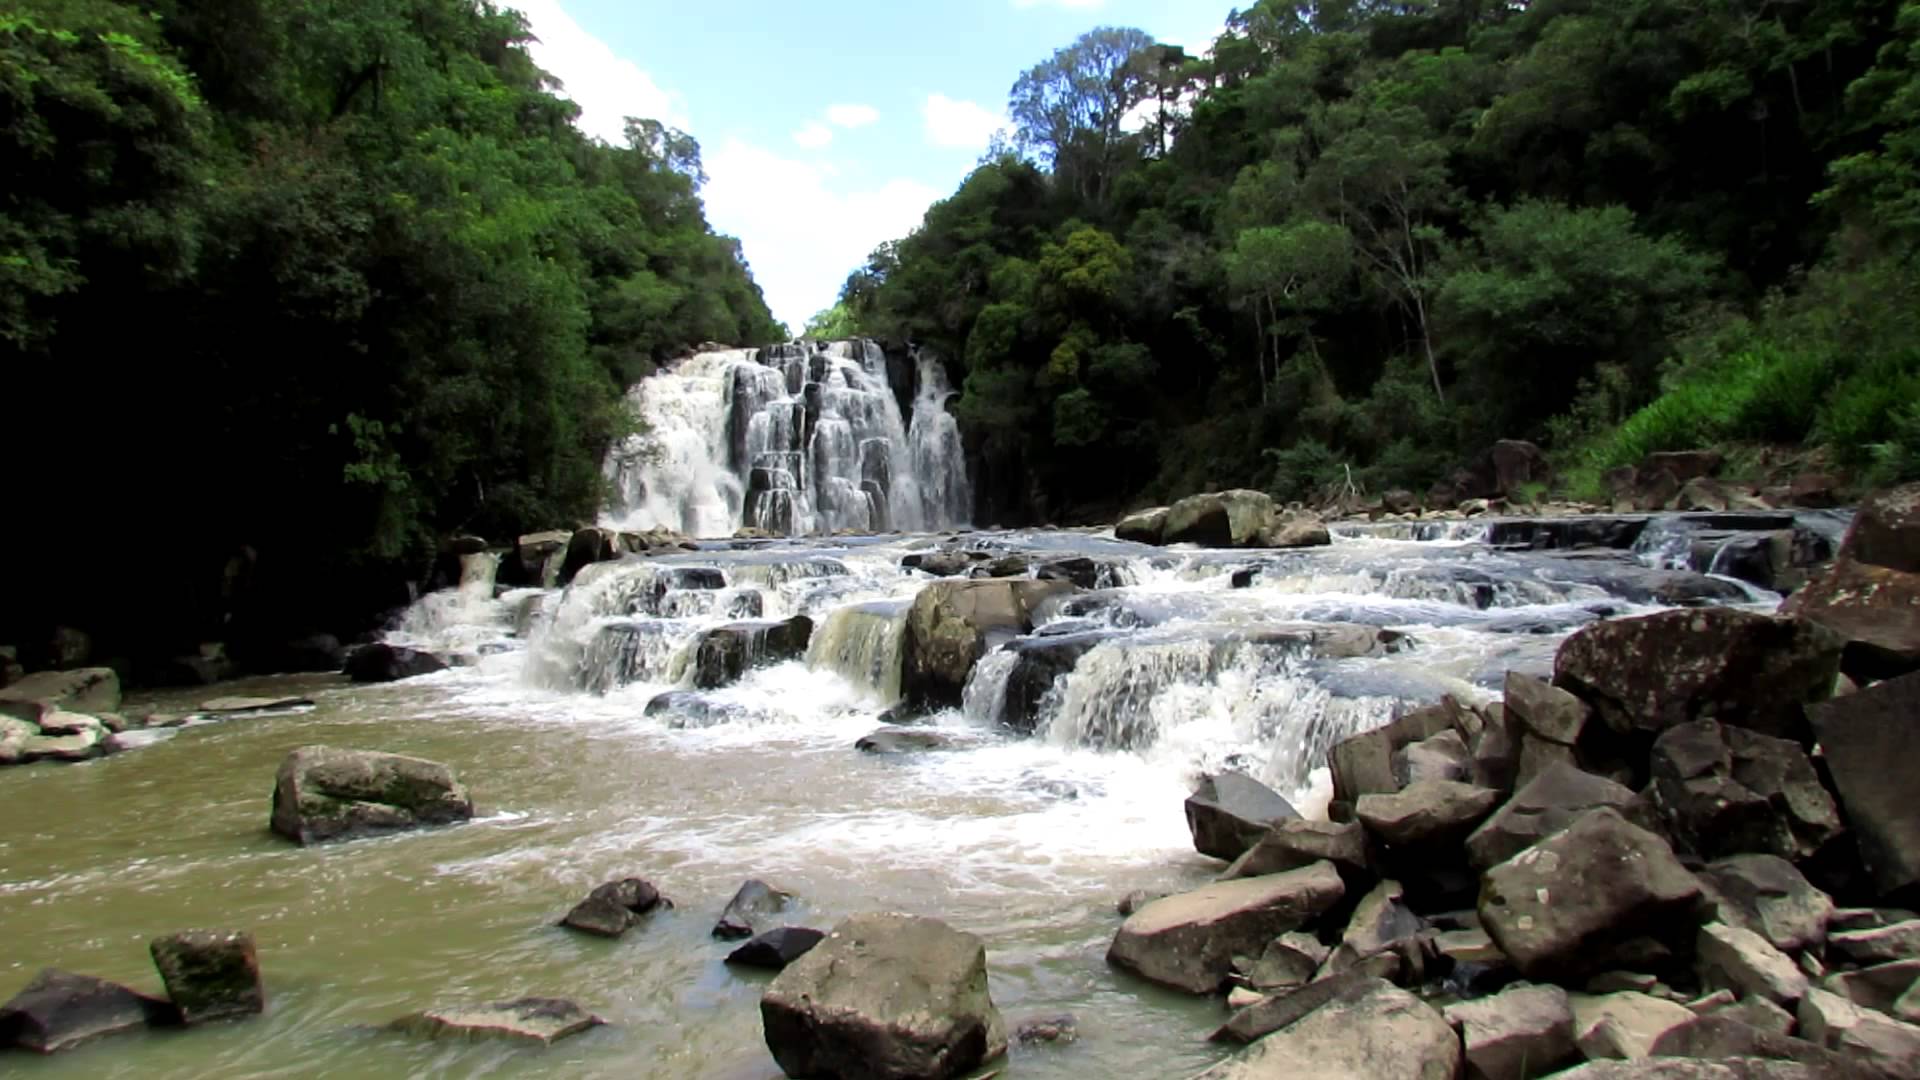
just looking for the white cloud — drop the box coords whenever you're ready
[508,0,687,143]
[793,122,834,150]
[825,104,880,129]
[923,94,1008,150]
[703,139,941,332]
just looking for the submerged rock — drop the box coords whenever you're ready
[388,997,605,1045]
[714,879,792,941]
[726,927,826,971]
[269,745,473,845]
[761,913,1007,1080]
[561,878,666,938]
[344,644,448,684]
[855,727,961,753]
[149,930,264,1024]
[0,969,177,1053]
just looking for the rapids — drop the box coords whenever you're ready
[0,519,1798,1078]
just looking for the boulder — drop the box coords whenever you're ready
[1822,959,1920,1021]
[149,930,264,1024]
[1648,1015,1863,1075]
[561,878,665,938]
[344,644,448,683]
[516,530,572,588]
[725,927,825,971]
[1394,729,1476,786]
[1241,931,1332,992]
[1162,489,1276,548]
[1115,506,1169,544]
[1466,762,1643,870]
[1781,559,1920,681]
[690,616,813,689]
[903,579,1072,707]
[1553,610,1843,743]
[1443,982,1578,1080]
[1505,671,1590,746]
[0,667,120,716]
[1697,923,1809,1005]
[1843,482,1920,574]
[902,550,977,577]
[1649,720,1845,867]
[1211,968,1381,1044]
[714,879,792,940]
[1193,978,1461,1080]
[0,969,176,1053]
[1325,879,1424,974]
[1571,990,1698,1060]
[1809,672,1920,906]
[1479,808,1702,981]
[1108,862,1347,994]
[559,527,623,584]
[1186,771,1302,861]
[1262,514,1333,549]
[388,997,605,1045]
[1799,987,1920,1077]
[1549,1062,1822,1079]
[855,727,960,754]
[269,746,473,845]
[1221,819,1371,882]
[761,913,1006,1080]
[1828,921,1920,967]
[1330,704,1458,805]
[1356,779,1500,848]
[1702,855,1835,953]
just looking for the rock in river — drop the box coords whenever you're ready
[903,579,1072,707]
[561,877,666,938]
[1108,861,1346,994]
[1185,771,1302,861]
[714,879,793,940]
[344,644,448,684]
[725,927,825,971]
[0,969,177,1053]
[149,930,264,1024]
[388,997,605,1045]
[269,745,474,845]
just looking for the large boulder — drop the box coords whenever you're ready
[1108,862,1346,994]
[1466,762,1644,870]
[690,617,813,689]
[1329,703,1458,806]
[1186,772,1302,861]
[1808,672,1920,906]
[1843,482,1920,573]
[1553,610,1843,743]
[1505,671,1591,746]
[761,913,1006,1080]
[902,580,1072,707]
[1443,982,1578,1080]
[1702,855,1835,953]
[1696,923,1809,1005]
[269,745,474,845]
[1262,514,1332,549]
[0,667,120,716]
[1648,720,1845,868]
[1356,779,1501,848]
[1115,506,1169,544]
[515,530,572,588]
[344,644,448,684]
[559,527,623,584]
[1480,808,1703,981]
[0,969,176,1053]
[1781,559,1920,681]
[1221,819,1372,883]
[1193,978,1461,1080]
[149,930,264,1025]
[1162,489,1276,548]
[1569,990,1698,1060]
[389,998,604,1045]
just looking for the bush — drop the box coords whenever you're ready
[1586,342,1834,471]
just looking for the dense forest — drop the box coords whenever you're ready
[1,0,780,666]
[827,0,1920,524]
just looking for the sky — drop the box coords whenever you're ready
[505,0,1232,334]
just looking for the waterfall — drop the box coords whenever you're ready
[602,341,972,538]
[804,600,910,703]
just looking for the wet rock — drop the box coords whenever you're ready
[643,691,743,728]
[514,530,571,588]
[1809,672,1920,906]
[149,930,263,1024]
[1702,855,1835,953]
[1649,720,1845,868]
[1443,982,1577,1080]
[1553,609,1843,743]
[1329,703,1457,804]
[1505,671,1590,746]
[726,927,826,971]
[0,969,177,1053]
[1241,931,1331,992]
[902,550,977,577]
[1394,729,1475,786]
[1221,819,1372,882]
[761,913,1006,1080]
[1186,771,1302,861]
[690,616,813,690]
[1697,923,1809,1005]
[0,667,120,716]
[269,745,473,845]
[197,696,314,715]
[714,879,792,941]
[1011,1013,1077,1045]
[389,997,605,1045]
[1116,890,1163,917]
[344,644,448,684]
[1356,779,1501,848]
[1467,762,1644,869]
[1034,555,1127,589]
[855,727,960,753]
[1570,990,1698,1059]
[1107,862,1346,994]
[561,878,665,938]
[1828,921,1920,967]
[1115,506,1169,544]
[559,527,623,584]
[1781,559,1920,682]
[903,579,1073,707]
[1195,978,1460,1080]
[1799,987,1920,1076]
[1480,808,1702,981]
[1162,489,1276,548]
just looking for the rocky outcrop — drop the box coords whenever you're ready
[149,931,264,1025]
[561,878,666,938]
[1194,978,1461,1080]
[714,879,792,940]
[902,579,1072,707]
[515,530,572,588]
[1809,672,1920,905]
[1553,609,1842,742]
[1115,506,1170,544]
[269,745,474,845]
[344,644,448,683]
[1107,862,1346,993]
[0,969,177,1053]
[1185,771,1302,861]
[761,913,1006,1080]
[388,997,605,1045]
[725,927,824,971]
[690,616,812,689]
[1649,720,1846,868]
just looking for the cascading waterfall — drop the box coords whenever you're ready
[602,341,972,538]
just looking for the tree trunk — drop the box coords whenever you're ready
[1414,293,1444,404]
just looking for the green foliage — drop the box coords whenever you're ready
[804,301,860,340]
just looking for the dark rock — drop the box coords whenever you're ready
[269,745,473,845]
[998,633,1107,734]
[1108,862,1347,994]
[1221,819,1372,882]
[1809,672,1920,907]
[761,913,1006,1080]
[1466,762,1644,869]
[714,879,792,941]
[1011,1013,1077,1045]
[1781,559,1920,681]
[388,997,605,1045]
[559,527,623,584]
[903,579,1073,707]
[1194,978,1460,1079]
[1329,703,1457,805]
[855,727,959,753]
[1356,779,1501,848]
[275,634,345,673]
[902,550,976,577]
[1553,609,1843,743]
[1844,482,1920,574]
[149,930,263,1024]
[561,878,664,938]
[0,969,177,1053]
[1323,879,1425,977]
[1480,808,1703,981]
[344,644,448,684]
[1442,982,1578,1080]
[1703,855,1836,953]
[726,927,826,971]
[1185,771,1302,861]
[690,617,813,689]
[1649,720,1845,868]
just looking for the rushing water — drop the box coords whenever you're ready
[0,521,1789,1078]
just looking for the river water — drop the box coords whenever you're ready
[0,522,1788,1078]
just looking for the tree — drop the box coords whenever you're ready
[1009,26,1157,205]
[1224,221,1353,401]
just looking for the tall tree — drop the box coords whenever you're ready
[1009,26,1158,206]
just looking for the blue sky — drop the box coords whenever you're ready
[507,0,1231,334]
